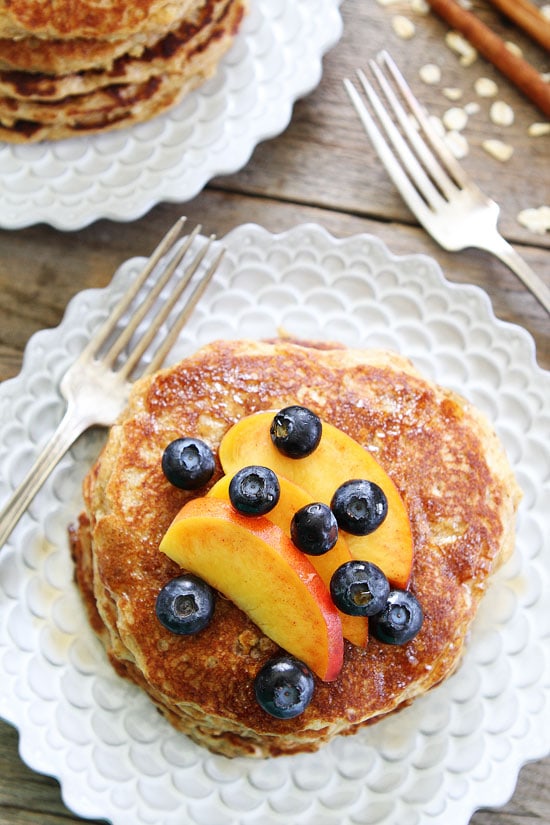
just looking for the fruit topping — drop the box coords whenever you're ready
[229,465,280,516]
[219,410,413,589]
[290,502,339,556]
[254,655,315,719]
[330,560,390,616]
[331,479,388,536]
[370,589,424,645]
[159,497,344,681]
[156,573,215,635]
[157,402,422,700]
[270,405,322,458]
[207,473,369,649]
[162,437,215,490]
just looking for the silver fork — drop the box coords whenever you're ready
[344,50,550,314]
[0,216,224,548]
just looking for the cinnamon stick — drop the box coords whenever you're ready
[426,0,550,118]
[487,0,550,51]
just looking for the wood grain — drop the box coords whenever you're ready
[0,1,548,823]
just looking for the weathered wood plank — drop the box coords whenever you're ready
[1,191,548,383]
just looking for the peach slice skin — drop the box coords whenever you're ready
[219,411,413,589]
[159,497,344,681]
[208,474,369,648]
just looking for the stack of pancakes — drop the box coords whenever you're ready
[0,0,247,143]
[70,338,521,758]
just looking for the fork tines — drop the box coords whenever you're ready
[86,217,224,380]
[346,52,550,314]
[344,50,470,217]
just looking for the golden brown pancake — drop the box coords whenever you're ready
[0,9,193,75]
[0,0,236,94]
[0,0,246,142]
[70,338,521,758]
[0,0,199,40]
[0,32,156,75]
[0,73,201,142]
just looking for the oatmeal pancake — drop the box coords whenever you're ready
[0,0,199,41]
[0,0,237,97]
[0,0,246,142]
[71,338,521,757]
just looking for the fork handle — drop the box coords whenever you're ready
[0,402,91,549]
[482,233,550,314]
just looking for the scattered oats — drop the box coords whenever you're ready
[457,0,473,8]
[464,101,480,115]
[528,122,550,137]
[392,14,416,39]
[542,4,550,21]
[443,87,463,101]
[410,0,430,13]
[444,130,469,158]
[482,139,514,161]
[446,31,477,66]
[505,41,523,58]
[445,31,464,54]
[517,205,550,234]
[443,106,468,131]
[490,100,515,126]
[419,63,441,85]
[474,77,498,98]
[460,49,478,68]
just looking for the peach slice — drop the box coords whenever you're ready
[208,474,369,647]
[159,497,344,681]
[219,410,413,588]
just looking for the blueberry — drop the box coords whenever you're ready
[254,656,315,719]
[330,560,390,616]
[370,589,423,645]
[331,479,388,535]
[155,574,215,635]
[162,437,215,490]
[229,465,280,516]
[270,405,322,458]
[290,502,338,556]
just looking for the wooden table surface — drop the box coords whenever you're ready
[0,1,548,822]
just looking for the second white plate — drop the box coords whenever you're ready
[0,0,343,230]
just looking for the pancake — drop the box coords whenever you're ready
[0,32,153,75]
[70,338,521,758]
[0,0,238,101]
[0,0,247,143]
[0,0,199,41]
[0,10,193,75]
[0,72,203,142]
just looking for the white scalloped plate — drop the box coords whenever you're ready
[0,0,342,231]
[0,224,548,825]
